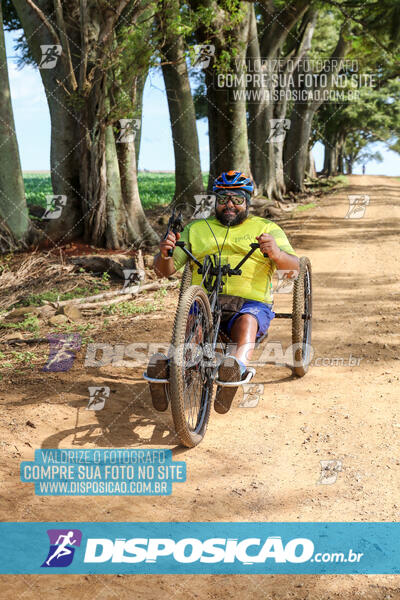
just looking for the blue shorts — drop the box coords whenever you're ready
[224,300,275,339]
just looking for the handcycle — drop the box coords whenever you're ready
[144,213,312,448]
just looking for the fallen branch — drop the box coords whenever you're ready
[0,337,49,346]
[46,280,180,307]
[82,281,180,311]
[79,294,135,310]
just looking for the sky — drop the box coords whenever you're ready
[4,30,400,176]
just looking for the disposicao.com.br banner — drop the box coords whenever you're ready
[1,522,399,575]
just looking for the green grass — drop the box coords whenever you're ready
[103,300,159,316]
[103,288,167,315]
[10,350,38,364]
[24,173,52,208]
[137,173,175,208]
[0,314,40,335]
[295,202,316,212]
[331,175,349,186]
[16,282,110,307]
[52,322,96,345]
[24,172,209,209]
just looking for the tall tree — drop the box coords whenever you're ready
[10,0,158,248]
[159,0,203,211]
[247,0,313,199]
[191,0,252,189]
[284,25,350,192]
[0,0,29,251]
[313,13,400,176]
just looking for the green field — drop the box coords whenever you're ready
[24,172,208,209]
[24,174,52,208]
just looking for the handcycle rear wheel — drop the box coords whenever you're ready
[170,285,214,447]
[292,256,312,377]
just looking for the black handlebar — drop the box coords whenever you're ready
[164,240,269,281]
[252,242,269,259]
[166,239,268,261]
[163,206,269,260]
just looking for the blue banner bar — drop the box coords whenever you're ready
[0,522,399,574]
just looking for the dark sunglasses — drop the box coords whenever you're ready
[216,192,246,206]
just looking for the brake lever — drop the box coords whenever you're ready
[163,208,184,257]
[251,242,269,258]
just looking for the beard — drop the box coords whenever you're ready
[216,204,249,226]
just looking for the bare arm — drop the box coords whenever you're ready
[256,234,300,271]
[153,231,180,278]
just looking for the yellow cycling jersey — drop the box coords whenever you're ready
[172,215,297,303]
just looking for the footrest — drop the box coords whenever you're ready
[143,372,169,384]
[215,367,256,387]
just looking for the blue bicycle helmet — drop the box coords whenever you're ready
[212,170,254,196]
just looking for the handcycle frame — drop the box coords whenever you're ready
[143,232,312,447]
[175,240,268,387]
[143,241,261,389]
[144,239,311,388]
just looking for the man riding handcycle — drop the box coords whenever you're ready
[144,170,311,447]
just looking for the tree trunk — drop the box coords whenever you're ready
[284,30,350,193]
[284,102,315,192]
[12,0,82,242]
[13,0,157,249]
[323,141,338,176]
[116,122,159,246]
[206,67,250,188]
[47,91,83,240]
[134,72,147,170]
[272,10,316,197]
[323,143,330,173]
[336,134,345,174]
[0,0,29,250]
[306,150,317,178]
[204,3,251,189]
[81,79,158,249]
[246,3,270,196]
[337,149,344,174]
[160,5,203,210]
[247,3,315,199]
[104,123,125,248]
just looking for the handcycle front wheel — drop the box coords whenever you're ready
[292,256,312,377]
[170,285,214,448]
[177,261,192,302]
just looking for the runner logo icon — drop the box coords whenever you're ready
[41,529,82,568]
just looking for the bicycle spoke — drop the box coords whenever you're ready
[181,300,210,431]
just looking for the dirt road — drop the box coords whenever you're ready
[1,175,399,598]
